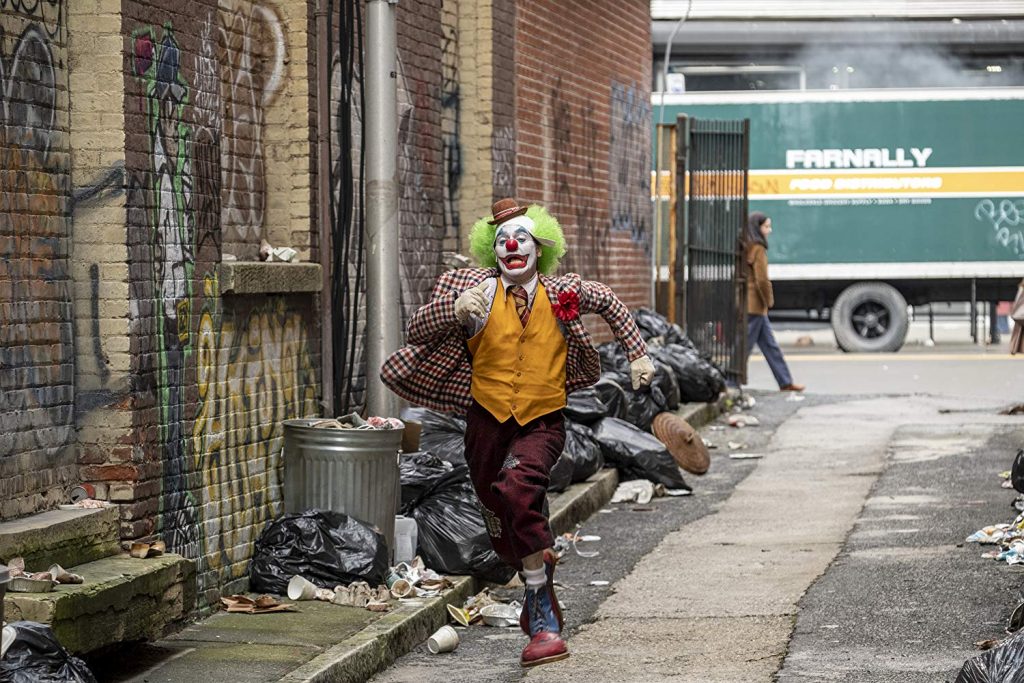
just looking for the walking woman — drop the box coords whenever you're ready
[745,212,804,392]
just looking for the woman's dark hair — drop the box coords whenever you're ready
[745,211,769,249]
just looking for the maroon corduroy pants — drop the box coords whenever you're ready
[463,399,566,570]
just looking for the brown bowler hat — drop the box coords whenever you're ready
[651,412,710,475]
[488,198,529,225]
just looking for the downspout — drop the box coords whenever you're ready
[363,0,401,418]
[316,0,335,417]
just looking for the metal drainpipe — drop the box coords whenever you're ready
[364,0,401,418]
[316,0,335,418]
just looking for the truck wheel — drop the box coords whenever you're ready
[832,283,909,353]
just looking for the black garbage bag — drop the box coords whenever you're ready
[399,450,455,510]
[548,451,573,493]
[400,407,467,464]
[0,621,97,683]
[408,464,516,584]
[1012,449,1024,494]
[548,421,605,492]
[564,387,609,424]
[593,417,690,491]
[651,343,726,404]
[956,628,1024,682]
[594,376,628,421]
[633,308,673,341]
[249,510,389,594]
[597,341,630,378]
[564,420,604,482]
[653,360,680,412]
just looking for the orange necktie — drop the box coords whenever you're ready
[509,285,530,327]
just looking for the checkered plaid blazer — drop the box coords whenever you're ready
[381,267,648,414]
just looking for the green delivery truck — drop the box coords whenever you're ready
[654,88,1024,352]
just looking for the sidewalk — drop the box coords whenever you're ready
[97,400,722,683]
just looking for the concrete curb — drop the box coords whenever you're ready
[278,576,475,683]
[277,398,727,683]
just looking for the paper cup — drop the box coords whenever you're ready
[390,578,415,599]
[427,624,459,654]
[287,575,319,601]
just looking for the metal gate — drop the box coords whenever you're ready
[673,115,750,385]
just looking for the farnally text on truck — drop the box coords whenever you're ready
[654,88,1024,352]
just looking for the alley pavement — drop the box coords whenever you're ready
[372,390,1024,682]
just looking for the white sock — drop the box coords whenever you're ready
[523,566,546,589]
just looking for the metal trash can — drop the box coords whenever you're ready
[282,420,403,561]
[0,564,8,626]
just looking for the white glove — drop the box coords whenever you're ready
[454,281,489,324]
[630,355,656,391]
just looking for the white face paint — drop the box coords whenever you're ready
[494,219,541,284]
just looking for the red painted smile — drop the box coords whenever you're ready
[502,255,528,269]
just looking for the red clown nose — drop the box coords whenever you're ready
[504,238,519,251]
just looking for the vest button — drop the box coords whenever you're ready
[514,387,520,393]
[519,355,525,361]
[516,371,522,377]
[520,337,526,344]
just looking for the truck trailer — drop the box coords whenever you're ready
[654,88,1024,352]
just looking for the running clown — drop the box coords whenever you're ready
[381,198,655,667]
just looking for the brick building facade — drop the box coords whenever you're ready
[0,0,652,609]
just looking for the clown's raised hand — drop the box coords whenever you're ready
[630,355,656,390]
[455,281,490,324]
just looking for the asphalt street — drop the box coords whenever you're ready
[371,345,1024,682]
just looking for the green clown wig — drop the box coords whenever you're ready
[468,205,567,275]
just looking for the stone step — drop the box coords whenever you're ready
[0,506,120,570]
[4,553,196,653]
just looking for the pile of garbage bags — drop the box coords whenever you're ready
[0,621,96,683]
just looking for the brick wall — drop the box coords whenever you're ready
[514,0,653,338]
[0,3,76,518]
[117,0,321,608]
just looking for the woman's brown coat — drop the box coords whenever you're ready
[746,243,774,316]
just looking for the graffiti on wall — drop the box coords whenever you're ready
[216,0,285,248]
[131,24,200,559]
[397,66,442,323]
[549,78,603,277]
[0,14,74,473]
[609,81,651,255]
[440,22,460,238]
[127,16,317,605]
[192,278,317,599]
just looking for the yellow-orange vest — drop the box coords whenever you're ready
[467,281,568,425]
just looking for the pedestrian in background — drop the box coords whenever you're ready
[744,211,805,392]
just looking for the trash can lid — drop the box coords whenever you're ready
[0,564,8,583]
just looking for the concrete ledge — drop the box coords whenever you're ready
[278,575,476,683]
[0,506,120,569]
[219,261,322,295]
[4,553,197,653]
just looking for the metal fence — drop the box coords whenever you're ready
[674,115,750,384]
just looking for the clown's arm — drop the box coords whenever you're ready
[578,279,656,390]
[406,271,481,345]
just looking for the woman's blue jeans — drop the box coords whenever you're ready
[746,314,793,388]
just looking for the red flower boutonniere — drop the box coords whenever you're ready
[551,290,580,322]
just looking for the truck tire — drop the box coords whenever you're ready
[831,282,909,353]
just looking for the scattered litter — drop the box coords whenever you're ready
[727,441,746,450]
[611,479,660,505]
[1001,404,1024,416]
[709,425,725,431]
[976,639,1001,651]
[631,506,656,512]
[571,530,601,558]
[48,564,84,585]
[664,488,692,497]
[447,604,473,627]
[738,395,756,409]
[966,525,1013,545]
[589,580,610,587]
[5,557,83,591]
[309,413,403,430]
[479,603,520,628]
[129,539,166,559]
[59,498,112,510]
[220,594,297,614]
[786,393,806,402]
[957,628,1024,682]
[727,414,760,428]
[259,239,298,263]
[703,438,717,449]
[598,508,615,514]
[8,577,55,593]
[729,452,764,460]
[287,575,335,602]
[427,625,459,654]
